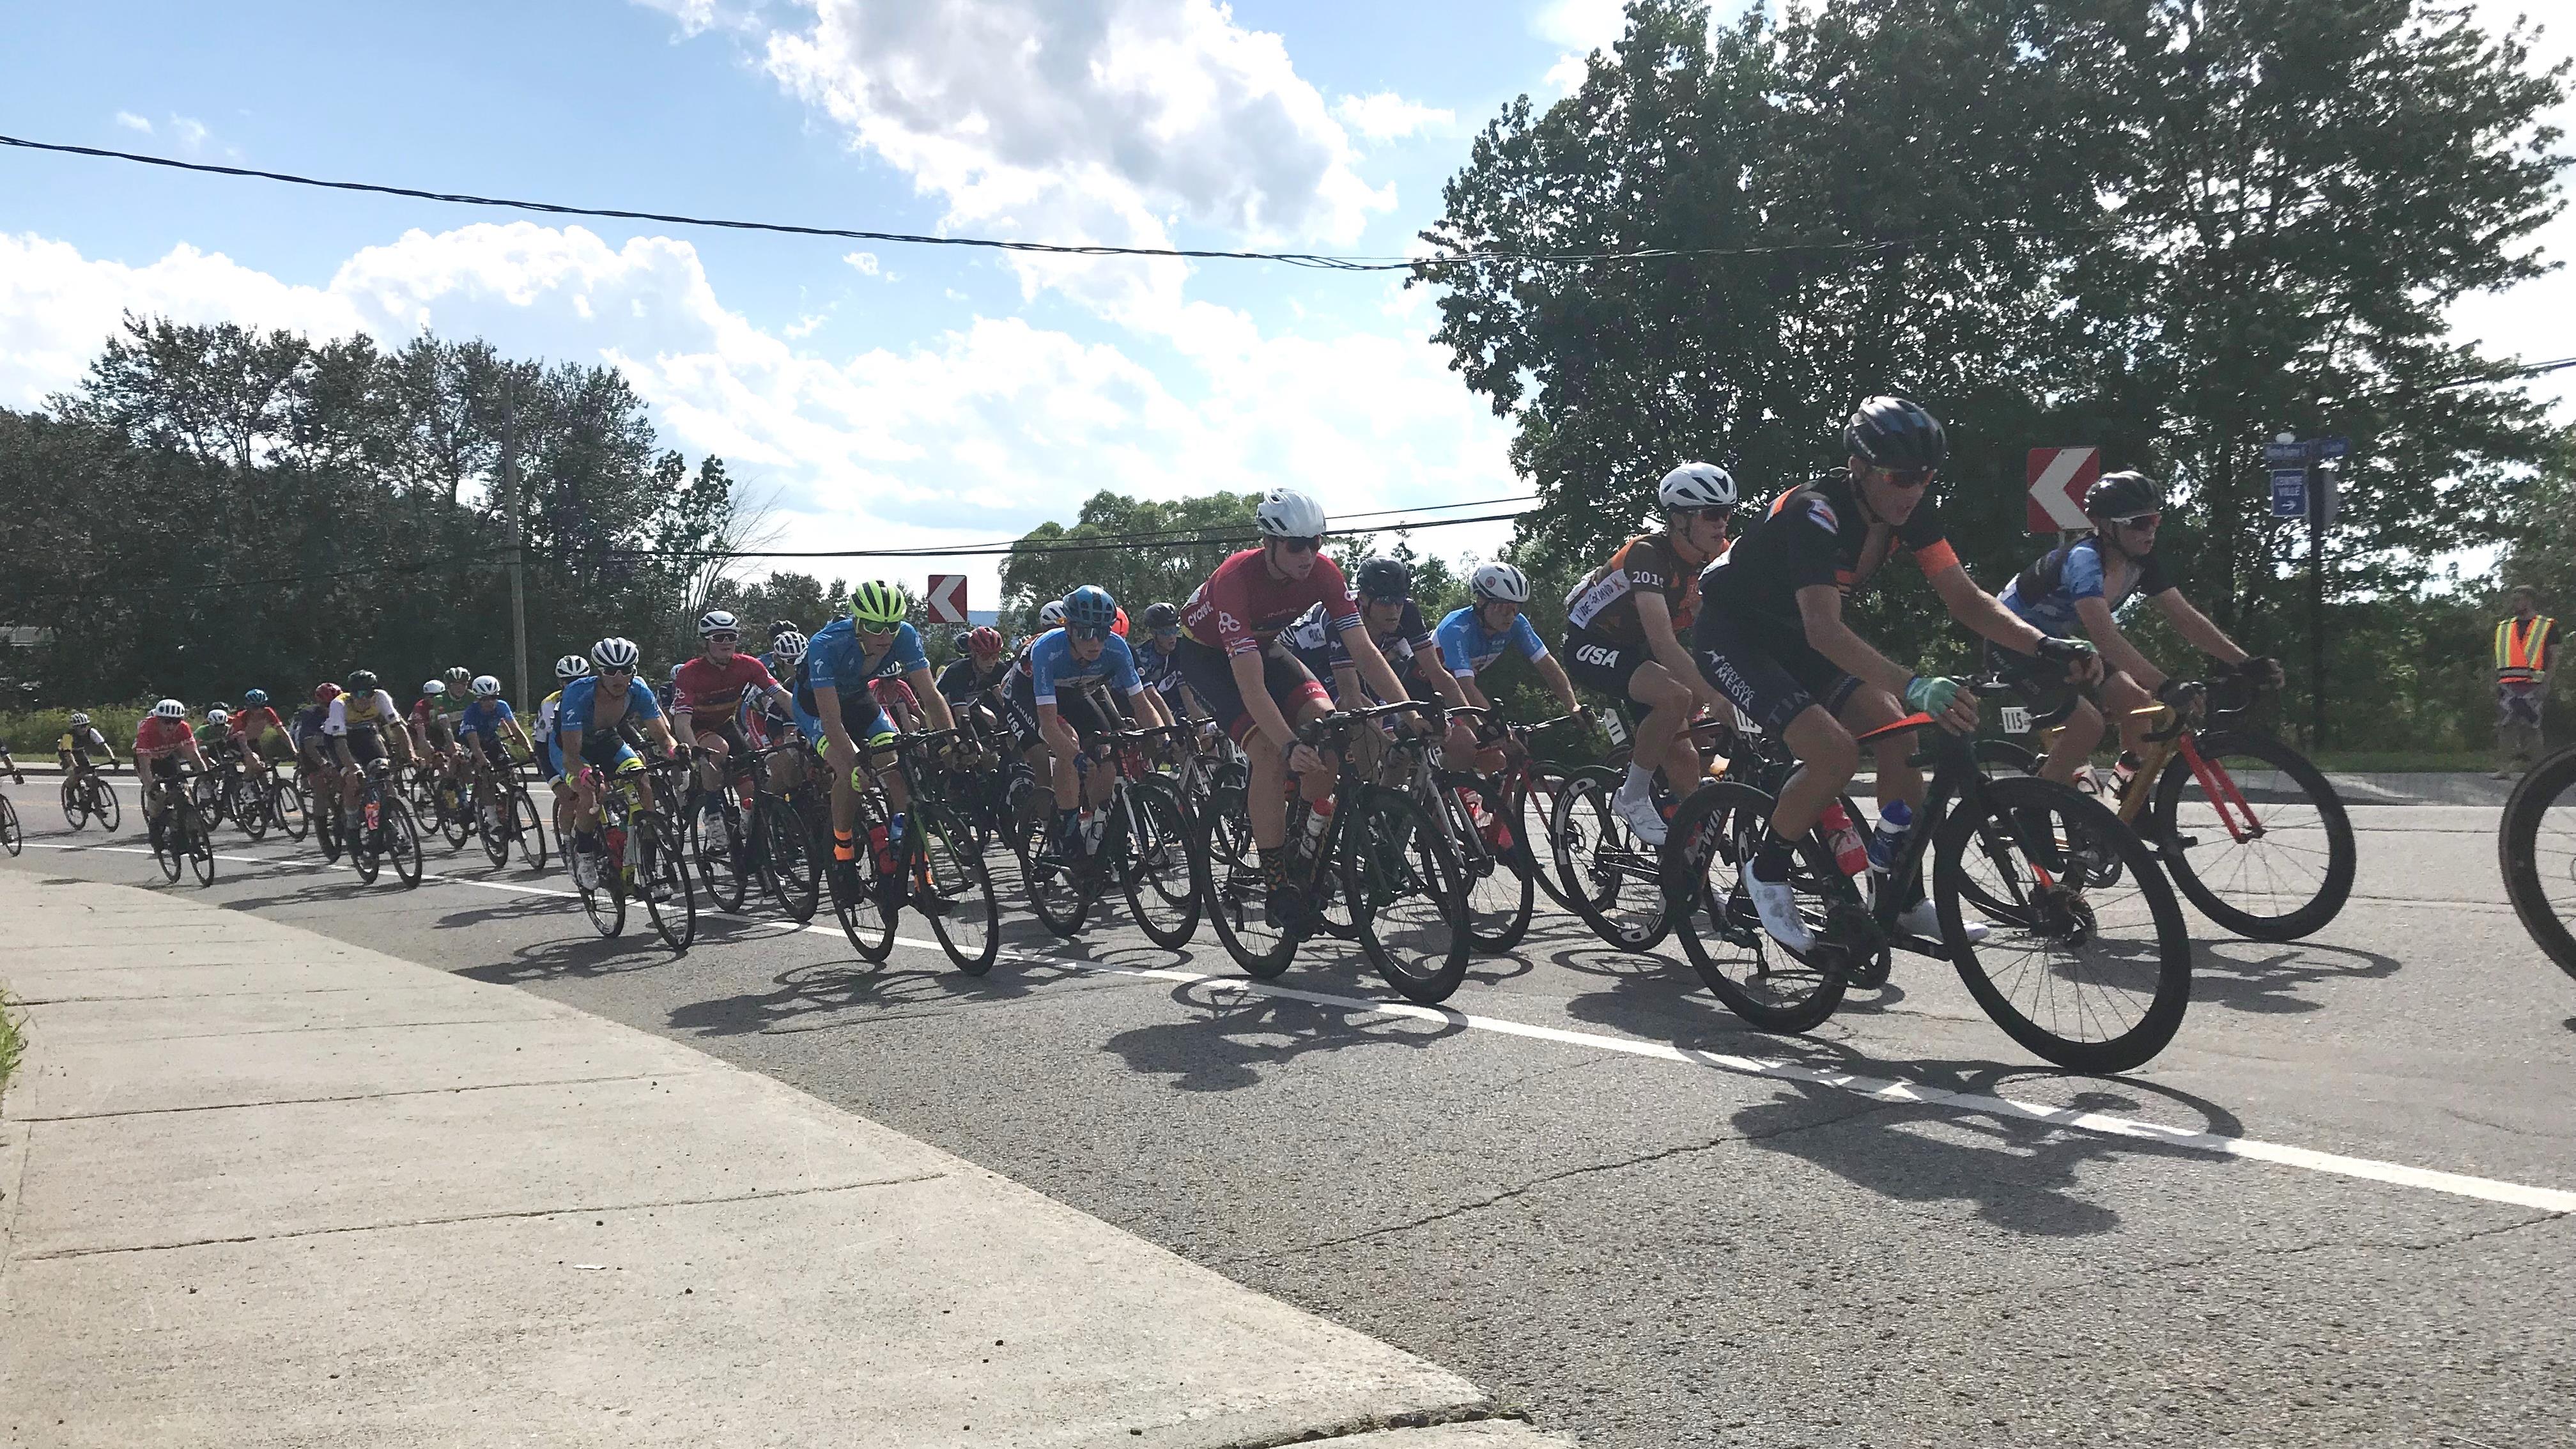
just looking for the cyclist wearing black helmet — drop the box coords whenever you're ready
[1697,396,2099,951]
[1998,469,2278,789]
[1133,601,1201,719]
[1284,555,1479,762]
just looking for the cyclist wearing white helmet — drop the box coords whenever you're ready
[675,607,798,828]
[452,674,534,810]
[57,709,118,775]
[133,699,211,830]
[1172,486,1421,910]
[532,654,592,802]
[555,637,686,888]
[1437,562,1583,725]
[325,670,417,821]
[1559,461,1743,846]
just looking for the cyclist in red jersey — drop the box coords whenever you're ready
[675,609,796,826]
[1173,487,1421,891]
[133,699,210,830]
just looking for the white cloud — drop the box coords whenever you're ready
[169,114,212,151]
[1333,91,1454,143]
[1534,0,1626,91]
[843,250,879,275]
[112,111,152,134]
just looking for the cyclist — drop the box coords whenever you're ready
[290,686,341,800]
[199,706,245,798]
[1286,555,1479,764]
[1695,396,2097,950]
[760,629,827,791]
[1018,584,1173,860]
[1172,487,1417,914]
[409,680,459,808]
[1559,461,1742,845]
[674,608,795,829]
[1438,562,1585,727]
[804,581,956,885]
[57,711,118,775]
[325,670,416,823]
[133,699,211,833]
[1133,602,1204,722]
[937,626,1012,710]
[534,654,591,816]
[1996,469,2281,789]
[232,689,289,771]
[453,675,536,819]
[555,637,686,889]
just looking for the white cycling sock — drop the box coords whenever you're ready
[1621,762,1652,797]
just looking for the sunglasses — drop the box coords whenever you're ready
[706,633,739,646]
[2108,511,2161,529]
[854,623,896,638]
[600,666,636,678]
[1673,506,1736,525]
[1875,466,1937,490]
[1274,536,1322,555]
[1152,626,1178,639]
[1068,624,1113,641]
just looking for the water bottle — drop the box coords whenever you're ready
[1868,799,1912,875]
[868,821,894,873]
[1820,800,1870,878]
[888,811,907,854]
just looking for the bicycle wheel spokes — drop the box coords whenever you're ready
[2157,730,2355,941]
[1345,790,1469,1005]
[1454,796,1536,954]
[1018,812,1093,939]
[187,809,216,885]
[274,777,308,841]
[2502,747,2576,980]
[1939,777,2193,1073]
[1203,799,1296,979]
[2,796,21,856]
[1554,769,1670,952]
[758,797,821,922]
[1120,784,1202,950]
[693,795,751,914]
[60,777,89,832]
[642,819,698,950]
[830,832,895,963]
[923,824,999,974]
[1672,783,1844,1032]
[385,801,424,888]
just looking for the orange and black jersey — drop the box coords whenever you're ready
[1699,470,1959,633]
[1564,532,1702,647]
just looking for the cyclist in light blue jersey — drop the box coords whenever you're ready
[805,580,953,880]
[1437,564,1582,722]
[1014,584,1173,858]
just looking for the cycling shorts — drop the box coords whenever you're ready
[1009,669,1116,745]
[1560,624,1654,702]
[342,724,389,768]
[1173,637,1329,747]
[691,715,753,762]
[472,731,514,770]
[1982,640,2086,729]
[1692,610,1862,738]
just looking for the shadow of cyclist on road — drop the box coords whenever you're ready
[1102,977,1467,1092]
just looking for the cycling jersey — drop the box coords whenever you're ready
[1564,532,1702,647]
[555,674,662,739]
[937,656,1012,704]
[454,698,517,737]
[1698,470,1961,634]
[805,618,930,701]
[2000,534,2173,637]
[59,725,111,762]
[1286,598,1434,679]
[325,690,404,736]
[229,704,284,741]
[1019,627,1146,706]
[1435,606,1550,678]
[1134,639,1187,696]
[1180,548,1360,658]
[675,654,780,718]
[289,706,330,749]
[134,717,196,755]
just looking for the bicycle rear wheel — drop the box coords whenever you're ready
[1938,776,2192,1073]
[1343,787,1470,1005]
[758,796,821,922]
[642,817,698,950]
[1120,782,1203,950]
[921,820,999,973]
[1670,781,1847,1032]
[383,800,424,888]
[1552,767,1670,952]
[274,776,307,841]
[2501,745,2576,982]
[2152,729,2354,941]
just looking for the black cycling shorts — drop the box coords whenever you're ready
[1692,611,1862,738]
[465,729,514,770]
[1174,637,1329,746]
[338,725,388,768]
[1982,640,2086,729]
[1561,625,1653,702]
[690,713,754,763]
[1010,670,1116,744]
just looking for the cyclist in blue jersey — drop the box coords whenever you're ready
[555,637,686,888]
[805,580,955,881]
[1438,562,1583,721]
[1132,602,1201,720]
[1014,584,1173,859]
[1996,470,2278,787]
[452,674,534,810]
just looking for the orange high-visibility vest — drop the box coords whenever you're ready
[2496,616,2554,682]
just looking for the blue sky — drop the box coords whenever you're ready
[3,0,2566,602]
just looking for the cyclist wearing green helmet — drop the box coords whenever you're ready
[801,579,956,883]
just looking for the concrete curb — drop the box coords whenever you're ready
[0,872,1577,1448]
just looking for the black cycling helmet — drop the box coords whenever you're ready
[347,669,378,692]
[1143,601,1180,629]
[2084,470,2163,523]
[1843,396,1948,471]
[1354,556,1411,603]
[769,619,799,641]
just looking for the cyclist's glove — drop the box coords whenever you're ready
[2240,655,2285,688]
[1902,675,1963,717]
[2156,678,2203,709]
[2032,635,2097,674]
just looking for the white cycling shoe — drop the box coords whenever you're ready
[1895,897,1988,943]
[1612,786,1669,847]
[1746,874,1816,953]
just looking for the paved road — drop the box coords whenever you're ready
[6,776,2573,1448]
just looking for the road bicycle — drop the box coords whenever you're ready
[258,756,309,842]
[472,761,551,871]
[1199,699,1471,1005]
[829,730,999,972]
[1665,685,2194,1073]
[744,741,828,924]
[144,768,217,887]
[1016,714,1203,951]
[1405,708,1582,953]
[1553,714,1741,952]
[346,757,425,889]
[1978,664,2354,941]
[570,761,695,947]
[59,763,121,834]
[2501,741,2576,982]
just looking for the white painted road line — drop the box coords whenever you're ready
[18,837,2576,1218]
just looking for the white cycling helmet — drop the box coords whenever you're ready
[204,708,231,727]
[697,608,741,638]
[590,637,642,672]
[421,679,446,697]
[151,699,186,720]
[1038,600,1068,630]
[471,674,503,699]
[1470,562,1532,603]
[69,711,90,727]
[553,654,592,681]
[1254,486,1328,539]
[1658,461,1738,511]
[772,630,808,663]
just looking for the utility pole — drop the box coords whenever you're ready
[502,382,530,711]
[2308,457,2338,750]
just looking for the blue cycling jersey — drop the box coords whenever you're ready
[806,617,930,693]
[1436,606,1549,678]
[1135,639,1186,694]
[2000,536,2174,637]
[555,674,663,738]
[1025,628,1143,705]
[454,698,516,736]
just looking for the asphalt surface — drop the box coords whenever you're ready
[6,773,2573,1448]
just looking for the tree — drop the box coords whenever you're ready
[999,490,1263,628]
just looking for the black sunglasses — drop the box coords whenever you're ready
[1274,535,1322,554]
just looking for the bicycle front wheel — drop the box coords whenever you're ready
[2152,729,2354,941]
[274,777,308,841]
[60,776,90,832]
[1670,780,1847,1033]
[1343,787,1470,1005]
[692,793,752,914]
[1552,767,1670,952]
[2501,744,2576,982]
[831,832,895,963]
[1938,776,2192,1073]
[231,775,270,842]
[1,794,20,856]
[758,796,821,923]
[642,817,698,950]
[1018,811,1095,939]
[1199,786,1298,979]
[383,800,424,888]
[1511,766,1575,909]
[921,821,999,974]
[1120,782,1203,950]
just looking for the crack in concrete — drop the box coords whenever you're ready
[6,1068,721,1123]
[1956,1211,2572,1305]
[14,1171,949,1261]
[15,1015,551,1045]
[1199,1401,1525,1449]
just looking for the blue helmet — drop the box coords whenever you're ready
[1063,584,1119,632]
[243,688,269,706]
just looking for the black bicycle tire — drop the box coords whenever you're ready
[1937,775,2193,1073]
[831,816,896,963]
[385,800,424,888]
[1509,766,1575,909]
[274,776,309,841]
[150,800,183,881]
[1199,788,1299,979]
[478,787,513,866]
[1341,786,1470,1004]
[2151,728,2355,941]
[923,819,1000,973]
[1,795,20,856]
[59,775,88,832]
[1670,779,1849,1032]
[1019,809,1095,939]
[185,803,216,885]
[513,785,550,871]
[2499,744,2576,981]
[692,793,752,914]
[1552,766,1672,953]
[757,796,821,923]
[1456,794,1536,954]
[644,817,698,950]
[1121,780,1203,951]
[351,793,383,885]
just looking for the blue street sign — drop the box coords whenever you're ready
[2265,442,2311,465]
[2271,469,2308,518]
[2310,435,2351,460]
[2264,435,2354,465]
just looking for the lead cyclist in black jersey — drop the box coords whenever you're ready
[1694,396,2099,950]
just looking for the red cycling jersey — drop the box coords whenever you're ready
[134,717,196,755]
[675,654,780,718]
[1180,548,1362,658]
[232,705,284,740]
[868,676,920,714]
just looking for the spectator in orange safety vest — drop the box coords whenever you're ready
[2495,584,2558,779]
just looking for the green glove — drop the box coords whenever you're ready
[1904,675,1961,717]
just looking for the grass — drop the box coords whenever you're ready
[0,986,22,1103]
[4,704,147,758]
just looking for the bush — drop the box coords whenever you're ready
[0,988,21,1100]
[2,704,146,759]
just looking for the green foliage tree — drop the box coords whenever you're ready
[999,489,1263,629]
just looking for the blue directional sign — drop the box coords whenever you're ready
[2265,436,2353,465]
[2309,435,2351,460]
[2271,469,2308,518]
[2265,442,2311,465]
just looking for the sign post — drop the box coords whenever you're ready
[925,574,969,626]
[2266,434,2352,748]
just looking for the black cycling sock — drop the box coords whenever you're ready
[1753,837,1794,883]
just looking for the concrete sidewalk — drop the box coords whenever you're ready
[0,872,1571,1448]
